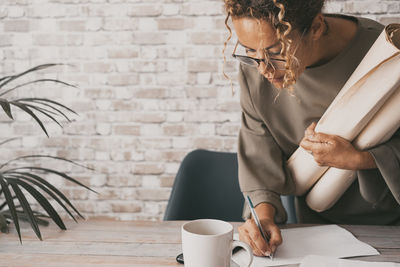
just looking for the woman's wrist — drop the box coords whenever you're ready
[355,150,377,170]
[254,202,276,221]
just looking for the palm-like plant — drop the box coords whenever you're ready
[0,64,95,242]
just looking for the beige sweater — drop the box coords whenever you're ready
[238,14,400,225]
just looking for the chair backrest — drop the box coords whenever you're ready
[164,149,244,221]
[163,149,297,223]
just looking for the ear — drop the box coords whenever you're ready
[309,13,326,41]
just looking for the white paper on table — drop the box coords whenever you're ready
[300,255,400,267]
[232,225,379,267]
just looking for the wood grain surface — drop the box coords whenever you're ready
[1,219,399,266]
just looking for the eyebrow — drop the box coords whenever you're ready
[238,40,280,51]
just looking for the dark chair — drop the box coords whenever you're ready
[163,149,297,223]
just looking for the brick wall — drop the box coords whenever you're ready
[0,0,399,221]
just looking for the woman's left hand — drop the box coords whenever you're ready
[300,122,376,170]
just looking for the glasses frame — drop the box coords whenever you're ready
[231,41,287,70]
[231,28,308,71]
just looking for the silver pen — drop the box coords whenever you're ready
[246,195,274,260]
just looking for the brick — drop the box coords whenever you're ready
[134,88,167,98]
[128,4,162,17]
[83,62,114,73]
[344,2,388,14]
[379,16,400,25]
[8,6,25,18]
[163,4,180,16]
[4,20,30,32]
[216,123,240,136]
[111,150,144,161]
[33,34,65,45]
[103,18,138,31]
[107,74,139,86]
[107,175,141,187]
[138,18,158,31]
[182,2,224,16]
[160,175,175,187]
[133,163,165,175]
[194,137,224,149]
[141,176,161,188]
[84,88,114,98]
[190,32,225,45]
[157,18,186,30]
[186,87,218,98]
[111,202,141,213]
[132,32,166,45]
[108,47,139,58]
[113,125,141,135]
[188,59,219,72]
[136,188,171,201]
[58,20,86,31]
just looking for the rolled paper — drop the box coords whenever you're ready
[306,85,400,211]
[288,24,400,207]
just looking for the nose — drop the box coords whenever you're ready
[257,61,275,79]
[255,50,274,78]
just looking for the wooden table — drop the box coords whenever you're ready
[0,219,399,266]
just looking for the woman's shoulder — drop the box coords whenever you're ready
[325,13,384,32]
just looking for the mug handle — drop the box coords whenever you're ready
[232,240,253,267]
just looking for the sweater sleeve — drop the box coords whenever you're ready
[237,64,296,224]
[357,128,400,209]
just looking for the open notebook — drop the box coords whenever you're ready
[232,225,379,267]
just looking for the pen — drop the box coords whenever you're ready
[246,195,274,260]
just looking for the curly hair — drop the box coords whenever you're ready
[223,0,325,90]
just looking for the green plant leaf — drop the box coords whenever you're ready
[10,102,49,137]
[12,101,63,128]
[6,173,78,222]
[0,213,8,233]
[17,98,78,115]
[0,174,21,242]
[0,195,18,210]
[5,167,97,193]
[0,155,94,171]
[9,181,42,241]
[0,137,20,147]
[0,98,13,119]
[0,63,63,90]
[0,75,13,83]
[1,210,49,226]
[5,171,85,220]
[0,79,78,97]
[16,99,72,122]
[7,178,66,230]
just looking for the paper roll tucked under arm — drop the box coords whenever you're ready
[306,85,400,211]
[287,24,400,210]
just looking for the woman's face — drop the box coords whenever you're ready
[232,17,308,89]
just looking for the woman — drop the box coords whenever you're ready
[223,0,400,257]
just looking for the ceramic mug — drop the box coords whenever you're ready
[181,219,253,267]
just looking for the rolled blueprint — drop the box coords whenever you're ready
[306,86,400,212]
[287,24,400,210]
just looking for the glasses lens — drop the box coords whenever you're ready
[235,55,258,66]
[269,59,286,70]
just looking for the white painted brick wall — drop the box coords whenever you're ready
[0,0,399,221]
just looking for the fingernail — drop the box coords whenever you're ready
[264,251,271,257]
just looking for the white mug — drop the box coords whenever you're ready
[181,219,253,267]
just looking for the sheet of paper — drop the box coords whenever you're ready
[300,255,400,267]
[232,225,379,267]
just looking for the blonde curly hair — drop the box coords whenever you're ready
[223,0,325,90]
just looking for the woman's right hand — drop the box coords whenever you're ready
[238,203,283,257]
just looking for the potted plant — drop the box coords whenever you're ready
[0,64,95,242]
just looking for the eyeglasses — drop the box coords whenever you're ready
[231,29,307,71]
[231,41,287,70]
